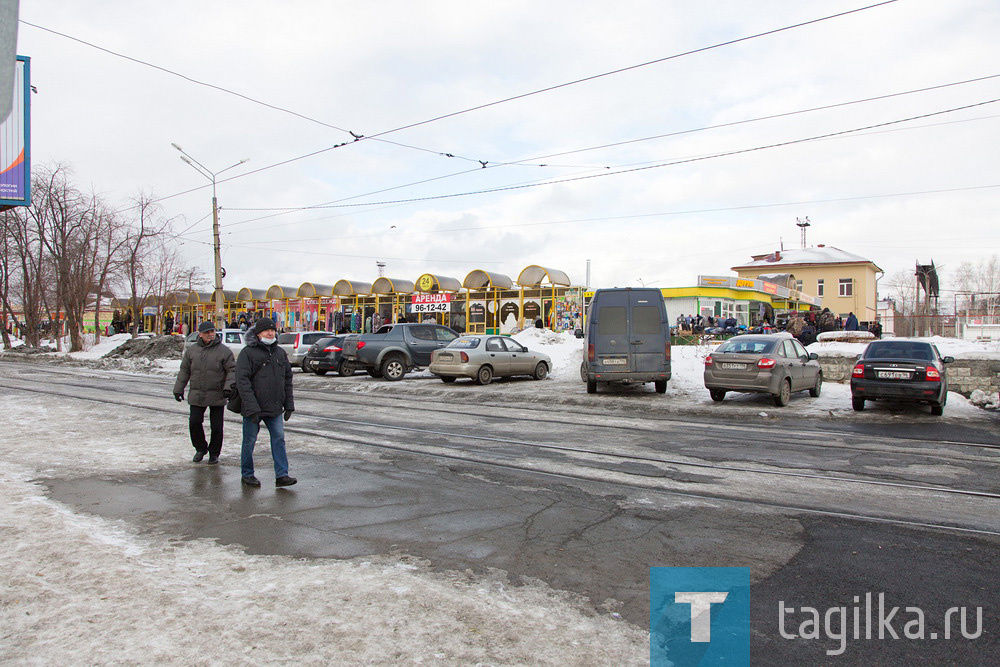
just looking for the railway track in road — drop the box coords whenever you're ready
[4,363,1000,536]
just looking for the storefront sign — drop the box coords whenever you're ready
[411,292,451,313]
[761,282,779,295]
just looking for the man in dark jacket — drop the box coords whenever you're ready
[173,321,235,464]
[236,317,297,487]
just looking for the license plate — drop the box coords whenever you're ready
[877,371,911,380]
[438,353,453,361]
[721,363,746,370]
[603,358,627,365]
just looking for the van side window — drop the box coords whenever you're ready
[598,307,627,335]
[632,306,661,335]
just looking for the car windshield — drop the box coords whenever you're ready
[864,342,933,361]
[716,339,776,354]
[447,337,480,349]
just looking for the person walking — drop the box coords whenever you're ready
[235,317,297,488]
[173,321,235,464]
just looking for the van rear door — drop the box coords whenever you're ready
[629,291,666,372]
[593,291,631,371]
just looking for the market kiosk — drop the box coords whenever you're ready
[461,270,516,334]
[412,273,462,328]
[371,277,413,330]
[332,280,374,333]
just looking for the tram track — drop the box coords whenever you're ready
[4,373,1000,537]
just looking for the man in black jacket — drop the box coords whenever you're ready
[173,321,235,464]
[236,317,297,487]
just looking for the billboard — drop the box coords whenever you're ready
[0,55,30,208]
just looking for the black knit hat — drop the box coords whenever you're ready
[253,317,276,335]
[197,321,216,333]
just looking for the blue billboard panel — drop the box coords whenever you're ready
[0,55,30,207]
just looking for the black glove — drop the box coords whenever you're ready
[284,410,293,422]
[223,388,233,399]
[174,392,184,402]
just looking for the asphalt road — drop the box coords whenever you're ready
[8,360,999,663]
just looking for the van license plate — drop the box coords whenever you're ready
[603,358,627,365]
[877,371,910,380]
[721,363,746,370]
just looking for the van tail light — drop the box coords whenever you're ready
[852,363,865,378]
[704,355,714,366]
[460,352,469,363]
[356,341,366,350]
[757,358,777,369]
[587,343,595,362]
[323,345,342,353]
[925,366,941,381]
[665,342,671,361]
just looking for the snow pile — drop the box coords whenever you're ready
[101,334,185,360]
[512,328,583,380]
[67,333,132,360]
[968,390,999,410]
[816,330,875,343]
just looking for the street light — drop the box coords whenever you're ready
[172,143,248,329]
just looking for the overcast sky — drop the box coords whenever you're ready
[13,0,1000,297]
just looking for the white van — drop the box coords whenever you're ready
[581,288,671,394]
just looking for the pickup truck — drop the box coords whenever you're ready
[341,323,459,380]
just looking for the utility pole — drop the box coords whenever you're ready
[172,144,248,328]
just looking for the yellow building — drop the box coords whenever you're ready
[731,245,883,323]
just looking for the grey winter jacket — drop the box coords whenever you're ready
[235,331,294,418]
[173,336,236,407]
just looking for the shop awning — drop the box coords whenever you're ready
[297,282,335,297]
[236,288,268,301]
[372,277,414,294]
[266,285,298,299]
[516,265,571,287]
[333,280,373,296]
[462,270,513,290]
[414,273,461,292]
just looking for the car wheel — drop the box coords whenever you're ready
[476,365,493,386]
[367,367,383,378]
[852,397,865,412]
[532,362,548,380]
[579,362,588,382]
[301,358,313,373]
[930,403,944,416]
[709,389,726,402]
[809,373,822,398]
[314,368,328,376]
[773,378,791,407]
[654,380,667,393]
[381,355,407,381]
[337,360,355,377]
[586,379,597,394]
[441,376,456,383]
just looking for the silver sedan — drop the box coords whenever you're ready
[430,335,551,385]
[703,333,822,406]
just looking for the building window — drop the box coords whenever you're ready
[794,280,803,291]
[838,278,853,297]
[816,279,824,297]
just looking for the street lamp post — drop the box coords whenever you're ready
[171,144,248,329]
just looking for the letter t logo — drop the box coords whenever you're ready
[675,592,729,642]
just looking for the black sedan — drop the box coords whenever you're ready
[850,339,954,415]
[302,335,358,376]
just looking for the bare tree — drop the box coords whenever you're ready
[115,193,175,337]
[1,204,48,347]
[953,255,1000,319]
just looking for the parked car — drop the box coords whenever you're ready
[341,323,459,380]
[704,333,822,406]
[301,335,359,376]
[184,329,248,358]
[277,330,335,368]
[850,339,953,415]
[581,287,671,394]
[429,335,551,385]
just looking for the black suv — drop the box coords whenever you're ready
[302,335,359,376]
[341,323,458,380]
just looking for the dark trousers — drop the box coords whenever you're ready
[189,404,225,457]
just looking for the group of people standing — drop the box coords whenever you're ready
[172,317,298,488]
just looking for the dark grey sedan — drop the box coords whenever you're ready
[703,334,822,406]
